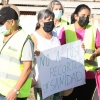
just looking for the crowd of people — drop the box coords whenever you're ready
[0,0,100,100]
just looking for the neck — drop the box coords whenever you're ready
[54,19,61,27]
[37,28,52,40]
[5,26,19,37]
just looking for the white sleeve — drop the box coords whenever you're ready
[21,39,34,61]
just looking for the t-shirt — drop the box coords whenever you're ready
[53,24,61,37]
[33,31,60,88]
[21,39,34,61]
[52,24,66,45]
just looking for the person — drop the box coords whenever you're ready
[31,9,61,100]
[47,0,69,45]
[47,0,75,97]
[62,4,100,100]
[0,5,34,100]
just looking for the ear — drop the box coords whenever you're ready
[11,19,15,26]
[39,20,44,26]
[74,14,78,21]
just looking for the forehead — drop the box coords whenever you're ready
[78,8,90,15]
[53,4,62,9]
[44,15,53,20]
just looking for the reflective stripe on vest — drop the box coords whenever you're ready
[85,49,95,54]
[85,60,98,66]
[0,71,32,80]
[0,53,22,64]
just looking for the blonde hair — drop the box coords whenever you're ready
[47,0,64,14]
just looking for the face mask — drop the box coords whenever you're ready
[78,16,89,27]
[43,21,54,32]
[0,25,10,35]
[53,10,62,20]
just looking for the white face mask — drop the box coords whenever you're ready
[53,10,62,20]
[0,25,10,36]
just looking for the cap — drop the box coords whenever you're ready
[0,7,18,22]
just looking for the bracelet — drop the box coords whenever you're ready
[13,88,19,94]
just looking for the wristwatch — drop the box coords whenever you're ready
[13,88,19,94]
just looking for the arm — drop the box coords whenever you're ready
[14,61,32,90]
[89,29,100,61]
[31,33,40,56]
[90,47,100,62]
[6,62,32,100]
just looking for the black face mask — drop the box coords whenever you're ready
[43,21,54,32]
[78,16,89,27]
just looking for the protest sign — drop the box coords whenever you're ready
[36,40,85,99]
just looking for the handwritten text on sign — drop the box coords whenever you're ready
[36,40,85,99]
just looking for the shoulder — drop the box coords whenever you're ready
[21,38,34,61]
[87,24,97,30]
[30,31,38,48]
[24,38,34,48]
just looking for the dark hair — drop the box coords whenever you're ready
[47,0,64,15]
[35,9,54,30]
[71,4,91,24]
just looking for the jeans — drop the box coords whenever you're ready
[0,94,27,100]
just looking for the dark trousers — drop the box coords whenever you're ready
[62,79,96,100]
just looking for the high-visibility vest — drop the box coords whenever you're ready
[60,19,68,30]
[65,24,98,71]
[0,29,32,98]
[57,19,68,44]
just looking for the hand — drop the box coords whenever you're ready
[81,43,85,50]
[90,53,96,62]
[85,53,96,65]
[6,89,17,100]
[34,49,40,56]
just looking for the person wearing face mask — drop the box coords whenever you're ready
[61,4,100,100]
[30,9,61,100]
[0,5,35,100]
[47,0,69,45]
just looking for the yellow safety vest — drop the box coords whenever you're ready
[60,19,68,30]
[65,24,98,71]
[0,29,32,98]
